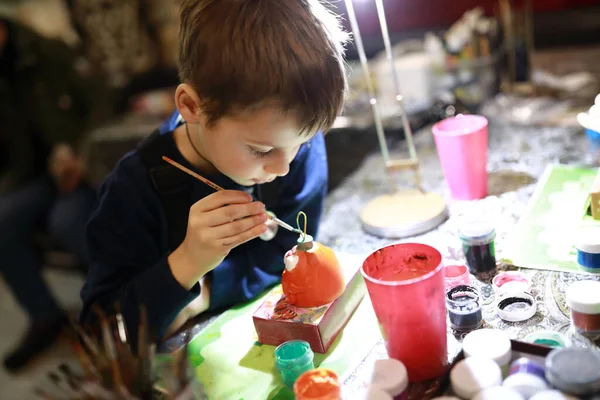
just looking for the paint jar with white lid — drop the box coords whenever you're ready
[368,359,408,400]
[450,357,502,399]
[472,386,525,400]
[545,347,600,396]
[503,357,548,399]
[462,329,512,375]
[565,280,600,337]
[529,390,578,400]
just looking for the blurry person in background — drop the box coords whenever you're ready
[0,17,96,373]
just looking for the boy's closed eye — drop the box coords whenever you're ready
[248,146,274,158]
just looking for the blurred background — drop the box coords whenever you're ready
[0,0,599,398]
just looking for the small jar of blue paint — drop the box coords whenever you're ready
[274,340,315,387]
[575,227,600,273]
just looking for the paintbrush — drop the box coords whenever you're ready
[162,156,302,235]
[93,305,130,397]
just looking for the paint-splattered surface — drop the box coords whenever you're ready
[319,118,600,396]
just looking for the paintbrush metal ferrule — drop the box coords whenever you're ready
[271,215,302,234]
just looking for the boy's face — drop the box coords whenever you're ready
[198,107,312,186]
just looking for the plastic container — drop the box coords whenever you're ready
[529,391,578,400]
[274,340,315,387]
[503,358,548,399]
[462,329,512,375]
[523,331,568,349]
[294,368,341,400]
[450,357,502,399]
[492,272,531,296]
[575,227,600,273]
[473,386,525,400]
[444,265,470,291]
[446,285,483,331]
[432,115,489,200]
[361,243,447,382]
[565,280,600,337]
[368,359,408,400]
[496,292,536,322]
[458,221,497,280]
[545,348,600,396]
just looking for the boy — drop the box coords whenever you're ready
[81,0,349,341]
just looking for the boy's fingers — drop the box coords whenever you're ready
[203,202,265,227]
[212,213,268,239]
[220,223,268,248]
[193,190,254,213]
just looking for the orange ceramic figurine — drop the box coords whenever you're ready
[281,213,345,308]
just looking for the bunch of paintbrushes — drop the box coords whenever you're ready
[34,305,205,399]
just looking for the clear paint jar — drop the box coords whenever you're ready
[444,265,470,292]
[523,331,568,349]
[294,368,341,400]
[565,280,600,337]
[492,271,531,296]
[446,285,483,331]
[274,340,315,387]
[545,348,600,396]
[360,386,393,400]
[575,227,600,273]
[462,329,512,375]
[458,221,497,281]
[368,359,408,400]
[473,386,525,400]
[503,357,548,399]
[450,357,502,399]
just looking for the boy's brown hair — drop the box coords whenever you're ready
[176,0,348,135]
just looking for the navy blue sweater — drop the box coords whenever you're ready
[80,112,328,340]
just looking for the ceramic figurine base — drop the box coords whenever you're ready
[360,189,448,239]
[252,254,365,353]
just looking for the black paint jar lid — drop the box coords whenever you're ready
[496,292,536,322]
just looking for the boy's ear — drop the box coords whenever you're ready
[175,83,202,124]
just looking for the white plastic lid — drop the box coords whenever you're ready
[503,373,548,399]
[473,386,525,400]
[360,386,393,400]
[575,227,600,254]
[493,272,532,296]
[370,359,408,396]
[463,329,512,367]
[530,390,579,400]
[458,221,496,244]
[496,292,536,322]
[450,357,502,399]
[566,280,600,314]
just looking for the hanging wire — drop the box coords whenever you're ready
[296,211,308,243]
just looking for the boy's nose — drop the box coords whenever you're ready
[264,153,290,177]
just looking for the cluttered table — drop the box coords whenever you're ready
[158,117,598,399]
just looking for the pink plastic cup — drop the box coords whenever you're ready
[361,243,448,382]
[432,115,489,200]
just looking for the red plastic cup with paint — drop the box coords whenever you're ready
[432,115,488,200]
[362,243,448,382]
[443,265,470,291]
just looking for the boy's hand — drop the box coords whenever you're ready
[168,190,269,290]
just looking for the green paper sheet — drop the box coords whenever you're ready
[187,269,381,399]
[505,164,599,273]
